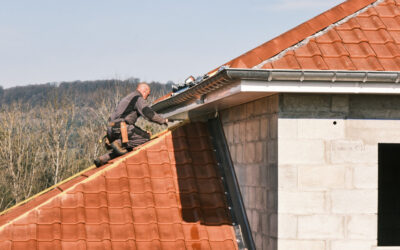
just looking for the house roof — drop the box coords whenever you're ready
[212,0,400,72]
[0,122,238,249]
[153,0,400,115]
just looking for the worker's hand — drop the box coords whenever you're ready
[146,130,152,137]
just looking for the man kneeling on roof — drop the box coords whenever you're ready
[94,82,168,167]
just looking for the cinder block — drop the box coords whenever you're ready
[298,215,344,239]
[241,186,249,205]
[223,123,234,144]
[246,164,261,187]
[247,186,257,209]
[346,123,400,144]
[254,97,269,115]
[235,165,246,185]
[267,190,278,211]
[278,214,297,239]
[331,190,377,214]
[267,94,279,114]
[281,93,331,113]
[346,119,400,130]
[278,118,298,139]
[250,210,261,233]
[269,213,278,238]
[260,116,269,140]
[298,119,345,139]
[353,167,377,189]
[347,215,377,240]
[269,114,278,139]
[279,191,326,214]
[262,236,270,250]
[267,140,278,165]
[256,142,264,163]
[278,165,298,190]
[245,101,254,116]
[233,123,240,144]
[268,164,278,191]
[278,239,325,250]
[261,212,269,236]
[254,233,263,250]
[260,164,269,188]
[298,165,346,191]
[229,144,236,163]
[278,139,325,165]
[331,240,376,250]
[244,142,256,164]
[236,144,244,164]
[331,94,349,113]
[330,140,377,164]
[238,104,247,121]
[239,121,246,143]
[246,119,260,142]
[255,187,267,210]
[269,238,277,250]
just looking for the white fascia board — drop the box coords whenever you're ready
[240,79,400,94]
[161,79,400,119]
[160,81,242,119]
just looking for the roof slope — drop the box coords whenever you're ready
[0,122,238,250]
[213,0,400,72]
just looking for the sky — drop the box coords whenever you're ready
[0,0,344,88]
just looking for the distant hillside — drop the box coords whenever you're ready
[0,78,173,107]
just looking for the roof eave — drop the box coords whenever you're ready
[152,69,400,119]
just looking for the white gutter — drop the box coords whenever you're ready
[152,69,400,118]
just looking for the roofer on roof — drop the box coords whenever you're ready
[94,82,168,167]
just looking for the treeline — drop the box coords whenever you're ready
[0,79,172,211]
[0,78,172,107]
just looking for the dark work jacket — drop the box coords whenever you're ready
[109,90,166,125]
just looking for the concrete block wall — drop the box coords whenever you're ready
[220,94,279,250]
[278,94,400,250]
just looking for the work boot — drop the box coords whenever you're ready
[110,140,128,156]
[93,154,110,168]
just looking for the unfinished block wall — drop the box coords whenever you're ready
[220,94,279,250]
[278,94,400,250]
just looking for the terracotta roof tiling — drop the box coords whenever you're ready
[153,0,400,106]
[0,122,239,250]
[207,0,400,72]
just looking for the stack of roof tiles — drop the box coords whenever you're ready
[0,123,238,250]
[215,0,400,71]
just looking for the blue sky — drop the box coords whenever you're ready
[0,0,343,88]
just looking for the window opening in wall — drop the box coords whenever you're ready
[378,143,400,246]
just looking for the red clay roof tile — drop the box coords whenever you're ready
[0,122,238,249]
[154,0,400,106]
[208,0,400,73]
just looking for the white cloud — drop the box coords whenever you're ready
[270,0,345,11]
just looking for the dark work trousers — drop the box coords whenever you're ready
[98,124,150,163]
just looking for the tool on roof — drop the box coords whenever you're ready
[171,74,209,95]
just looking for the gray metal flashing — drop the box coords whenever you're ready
[152,68,400,113]
[208,117,255,250]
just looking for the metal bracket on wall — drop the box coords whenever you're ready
[207,117,255,250]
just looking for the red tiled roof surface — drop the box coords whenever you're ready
[154,0,399,105]
[211,0,400,72]
[0,122,238,250]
